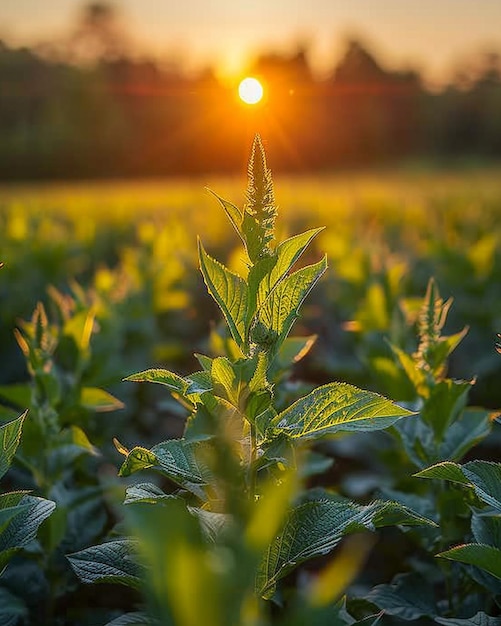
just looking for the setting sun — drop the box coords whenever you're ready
[238,77,264,104]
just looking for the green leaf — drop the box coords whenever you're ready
[117,446,157,476]
[271,382,413,441]
[437,543,501,579]
[124,368,189,394]
[415,461,471,485]
[211,357,241,407]
[198,240,248,348]
[185,371,212,396]
[420,379,471,441]
[105,612,154,626]
[0,412,27,481]
[0,502,31,533]
[206,188,243,243]
[257,496,432,598]
[438,408,491,461]
[81,387,124,412]
[471,509,501,547]
[416,461,501,511]
[119,439,213,500]
[124,482,173,505]
[0,495,55,573]
[366,573,437,620]
[254,256,327,353]
[248,228,325,315]
[435,612,501,626]
[68,539,143,589]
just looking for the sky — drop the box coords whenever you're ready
[1,0,501,84]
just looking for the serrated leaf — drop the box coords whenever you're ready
[125,368,189,394]
[0,503,31,533]
[271,382,413,441]
[117,446,157,476]
[268,228,324,292]
[211,357,241,407]
[248,228,324,315]
[0,495,55,573]
[471,509,501,547]
[185,371,212,396]
[81,387,124,412]
[255,256,327,354]
[435,612,501,626]
[415,461,471,485]
[0,412,27,480]
[416,461,501,511]
[119,439,213,500]
[124,482,173,505]
[437,543,501,579]
[105,612,153,626]
[194,353,213,372]
[366,573,437,620]
[68,539,143,589]
[152,440,214,492]
[198,240,248,348]
[257,496,432,598]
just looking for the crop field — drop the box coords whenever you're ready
[2,167,501,402]
[1,158,501,625]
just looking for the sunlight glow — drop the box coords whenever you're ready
[238,77,264,104]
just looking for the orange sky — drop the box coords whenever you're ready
[1,1,501,84]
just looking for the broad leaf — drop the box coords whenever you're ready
[416,461,501,511]
[0,412,27,480]
[125,368,189,394]
[81,387,124,412]
[119,439,213,500]
[254,256,327,353]
[436,612,501,626]
[248,228,324,314]
[437,543,501,580]
[471,509,501,547]
[198,240,248,348]
[438,408,491,461]
[124,482,173,505]
[420,379,471,441]
[68,539,143,589]
[366,573,437,620]
[271,382,413,441]
[0,495,55,573]
[105,612,153,626]
[257,495,433,598]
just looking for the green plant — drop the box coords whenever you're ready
[0,283,124,624]
[0,412,56,625]
[68,136,434,626]
[350,280,500,621]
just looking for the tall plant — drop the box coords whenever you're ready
[70,136,433,626]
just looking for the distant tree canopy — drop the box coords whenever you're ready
[0,6,500,179]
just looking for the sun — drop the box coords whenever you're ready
[238,77,264,105]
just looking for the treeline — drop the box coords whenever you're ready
[1,30,501,178]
